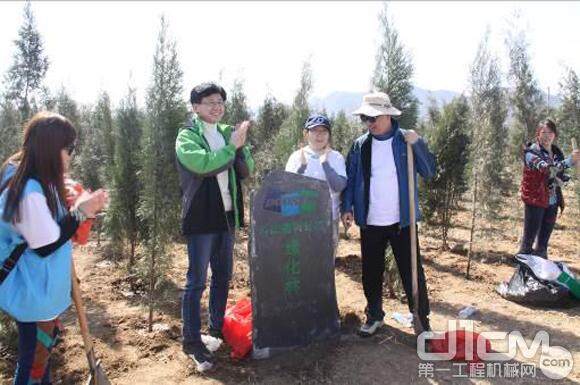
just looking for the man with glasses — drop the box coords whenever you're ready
[341,92,436,337]
[175,82,254,371]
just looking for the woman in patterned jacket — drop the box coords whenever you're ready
[518,118,579,258]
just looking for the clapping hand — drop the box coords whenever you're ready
[232,120,252,148]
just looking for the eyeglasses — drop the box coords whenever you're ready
[65,143,75,156]
[200,101,225,108]
[360,115,376,124]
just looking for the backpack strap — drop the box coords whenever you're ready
[0,243,27,285]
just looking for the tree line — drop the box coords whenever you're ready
[0,2,578,341]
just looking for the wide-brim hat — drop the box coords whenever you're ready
[352,91,401,117]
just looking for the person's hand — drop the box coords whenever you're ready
[236,120,252,133]
[403,130,420,145]
[300,147,307,166]
[341,212,353,230]
[231,121,250,149]
[319,146,331,163]
[74,189,108,219]
[548,165,560,179]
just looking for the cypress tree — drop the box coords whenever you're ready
[107,86,143,267]
[371,2,418,130]
[139,16,187,330]
[272,60,312,171]
[422,97,471,249]
[3,1,49,121]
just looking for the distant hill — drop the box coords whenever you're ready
[248,87,561,119]
[309,87,561,119]
[309,87,461,118]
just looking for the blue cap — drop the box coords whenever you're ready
[304,114,331,131]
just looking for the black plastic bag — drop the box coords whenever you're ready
[496,263,575,307]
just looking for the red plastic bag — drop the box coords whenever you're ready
[430,330,491,362]
[222,297,253,359]
[65,178,94,245]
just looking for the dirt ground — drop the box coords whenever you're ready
[1,190,579,384]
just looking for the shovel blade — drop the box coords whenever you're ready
[86,360,112,385]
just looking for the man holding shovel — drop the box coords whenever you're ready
[341,92,436,336]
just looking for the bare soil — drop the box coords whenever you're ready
[1,190,579,384]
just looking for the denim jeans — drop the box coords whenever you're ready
[182,230,234,351]
[518,204,558,258]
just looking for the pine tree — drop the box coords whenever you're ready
[70,93,112,192]
[76,104,104,190]
[422,97,471,249]
[271,60,312,171]
[222,78,251,127]
[557,68,580,208]
[3,1,49,121]
[0,97,21,163]
[139,17,187,331]
[371,2,418,130]
[94,91,115,184]
[558,68,580,153]
[505,17,544,156]
[73,92,113,193]
[252,93,288,153]
[107,86,143,267]
[250,94,289,183]
[53,87,83,176]
[467,33,508,277]
[54,87,80,126]
[470,33,508,218]
[330,110,360,156]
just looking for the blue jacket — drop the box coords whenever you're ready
[341,120,436,228]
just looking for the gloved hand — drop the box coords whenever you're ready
[548,165,560,179]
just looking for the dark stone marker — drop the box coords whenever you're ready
[249,171,340,359]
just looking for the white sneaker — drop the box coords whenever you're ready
[186,343,214,373]
[188,353,214,373]
[359,319,384,336]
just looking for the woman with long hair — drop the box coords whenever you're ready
[0,112,107,384]
[518,118,579,258]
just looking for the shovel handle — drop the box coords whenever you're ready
[406,142,420,333]
[573,139,579,174]
[71,261,97,363]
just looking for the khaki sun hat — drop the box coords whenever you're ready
[352,91,401,117]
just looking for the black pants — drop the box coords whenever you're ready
[518,204,558,258]
[360,224,431,330]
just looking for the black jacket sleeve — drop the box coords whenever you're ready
[32,213,80,257]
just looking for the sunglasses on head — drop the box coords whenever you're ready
[360,115,376,123]
[65,143,75,156]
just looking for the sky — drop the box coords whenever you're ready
[0,1,579,111]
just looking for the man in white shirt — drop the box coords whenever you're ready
[341,92,436,336]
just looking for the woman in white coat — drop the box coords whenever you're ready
[285,114,347,253]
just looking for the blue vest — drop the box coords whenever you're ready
[0,169,72,322]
